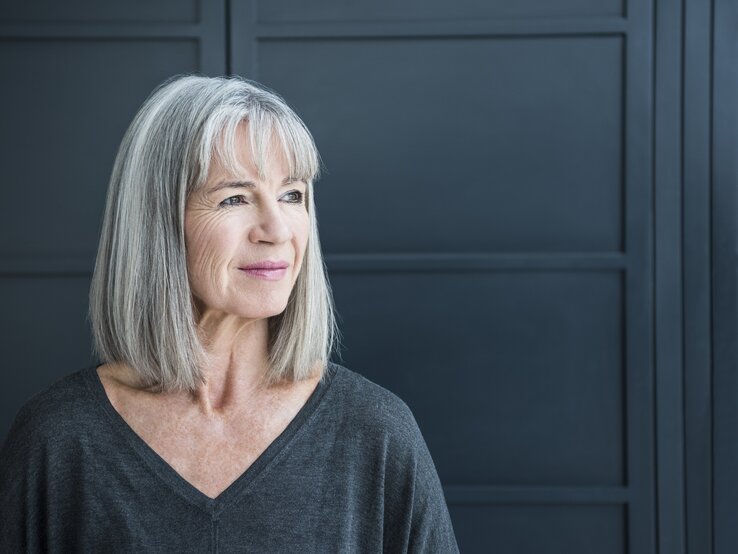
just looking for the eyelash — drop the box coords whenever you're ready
[219,190,305,208]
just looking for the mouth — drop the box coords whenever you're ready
[240,268,287,280]
[238,260,289,281]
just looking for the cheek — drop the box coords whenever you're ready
[292,216,310,266]
[190,244,222,293]
[185,217,233,293]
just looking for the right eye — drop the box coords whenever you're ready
[219,195,248,207]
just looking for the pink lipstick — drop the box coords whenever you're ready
[239,260,289,281]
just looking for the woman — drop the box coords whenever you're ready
[0,75,459,552]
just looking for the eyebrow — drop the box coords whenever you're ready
[207,177,302,195]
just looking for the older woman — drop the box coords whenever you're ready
[0,75,459,552]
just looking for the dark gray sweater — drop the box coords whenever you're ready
[0,362,459,553]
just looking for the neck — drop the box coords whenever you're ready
[191,312,273,418]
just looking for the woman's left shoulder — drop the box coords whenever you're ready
[325,361,424,449]
[324,363,460,553]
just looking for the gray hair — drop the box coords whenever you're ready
[89,74,340,392]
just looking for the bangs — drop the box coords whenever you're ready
[195,105,320,191]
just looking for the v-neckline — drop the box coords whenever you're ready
[82,361,338,516]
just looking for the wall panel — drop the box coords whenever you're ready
[257,0,624,23]
[260,36,623,253]
[450,504,625,554]
[330,270,624,486]
[0,40,198,258]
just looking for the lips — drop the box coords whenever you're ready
[239,260,289,270]
[238,260,289,282]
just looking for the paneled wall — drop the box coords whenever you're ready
[230,0,652,552]
[1,0,734,552]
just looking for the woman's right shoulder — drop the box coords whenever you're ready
[2,367,95,449]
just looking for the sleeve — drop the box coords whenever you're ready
[406,432,460,553]
[381,402,460,554]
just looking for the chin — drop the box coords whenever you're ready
[233,301,289,320]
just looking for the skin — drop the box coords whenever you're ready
[97,122,320,498]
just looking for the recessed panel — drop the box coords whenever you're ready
[0,277,94,441]
[329,270,624,485]
[258,0,622,22]
[0,0,197,23]
[0,40,198,258]
[450,504,624,554]
[260,36,623,253]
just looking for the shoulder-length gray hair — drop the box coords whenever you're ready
[89,74,339,393]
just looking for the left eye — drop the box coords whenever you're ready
[282,190,304,203]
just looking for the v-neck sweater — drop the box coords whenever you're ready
[0,362,459,553]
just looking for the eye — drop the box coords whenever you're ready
[219,195,248,207]
[282,190,305,204]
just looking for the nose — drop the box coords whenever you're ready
[248,200,292,244]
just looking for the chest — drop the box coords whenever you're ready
[104,384,315,499]
[143,417,285,499]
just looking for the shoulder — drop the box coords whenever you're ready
[324,364,459,552]
[2,368,94,452]
[0,368,103,550]
[325,361,423,451]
